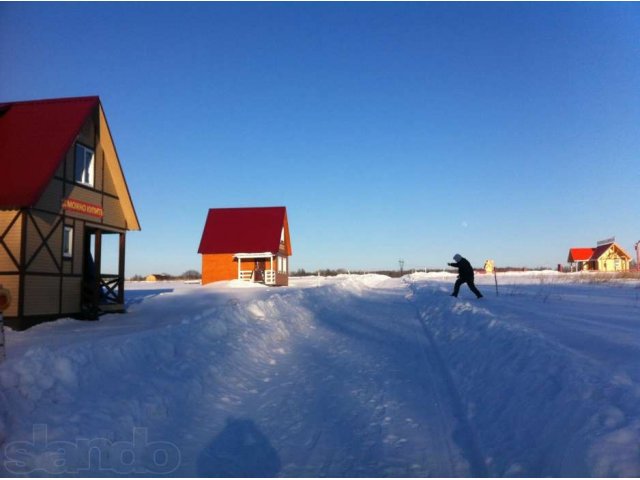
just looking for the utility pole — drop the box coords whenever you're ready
[399,259,405,276]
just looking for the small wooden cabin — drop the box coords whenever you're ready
[0,96,140,329]
[567,239,632,272]
[198,207,292,286]
[145,274,171,282]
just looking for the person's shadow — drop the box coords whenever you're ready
[197,418,281,477]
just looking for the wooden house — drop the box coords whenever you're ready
[198,207,292,286]
[145,274,171,282]
[0,96,140,329]
[567,239,632,272]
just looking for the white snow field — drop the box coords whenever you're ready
[0,272,639,477]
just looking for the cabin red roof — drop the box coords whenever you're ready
[568,248,595,262]
[0,96,99,208]
[198,207,291,255]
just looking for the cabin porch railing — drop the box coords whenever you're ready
[238,269,276,285]
[99,274,123,305]
[239,270,254,281]
[264,270,276,285]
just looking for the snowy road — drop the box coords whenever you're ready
[239,277,484,477]
[1,273,639,476]
[175,276,483,476]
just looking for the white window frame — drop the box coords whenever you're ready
[63,226,73,258]
[75,143,95,187]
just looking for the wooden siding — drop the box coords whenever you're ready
[0,210,21,272]
[28,244,59,274]
[103,196,126,230]
[60,277,81,314]
[24,218,41,266]
[202,253,239,284]
[24,211,62,274]
[63,260,73,276]
[94,144,104,193]
[23,275,59,316]
[64,148,75,184]
[36,178,64,213]
[72,221,84,275]
[65,185,102,212]
[102,158,118,197]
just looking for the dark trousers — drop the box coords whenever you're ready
[452,278,483,298]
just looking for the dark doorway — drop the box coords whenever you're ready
[81,228,125,319]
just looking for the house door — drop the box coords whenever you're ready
[253,261,265,282]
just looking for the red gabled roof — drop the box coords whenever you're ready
[198,206,291,255]
[568,248,595,262]
[0,96,99,208]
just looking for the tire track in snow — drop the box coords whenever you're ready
[403,279,489,477]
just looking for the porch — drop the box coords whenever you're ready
[82,228,126,317]
[235,252,280,285]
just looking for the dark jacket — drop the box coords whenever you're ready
[448,257,474,281]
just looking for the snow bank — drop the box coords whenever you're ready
[0,284,312,476]
[406,271,457,281]
[0,274,638,476]
[408,277,640,476]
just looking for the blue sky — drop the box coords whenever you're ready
[2,3,639,274]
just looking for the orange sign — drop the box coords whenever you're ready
[62,198,104,218]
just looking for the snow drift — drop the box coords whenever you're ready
[0,273,638,476]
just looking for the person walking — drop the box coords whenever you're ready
[448,254,483,298]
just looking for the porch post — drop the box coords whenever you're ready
[94,230,102,307]
[118,232,126,304]
[238,257,241,280]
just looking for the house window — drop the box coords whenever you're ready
[277,256,289,274]
[75,143,95,187]
[280,227,285,244]
[63,226,73,258]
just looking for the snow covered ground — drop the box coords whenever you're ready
[0,272,639,477]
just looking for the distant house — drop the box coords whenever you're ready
[198,207,292,286]
[145,274,171,282]
[567,239,632,272]
[483,259,495,274]
[0,96,140,329]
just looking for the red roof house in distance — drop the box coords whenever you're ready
[198,207,292,286]
[0,96,140,329]
[567,238,632,272]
